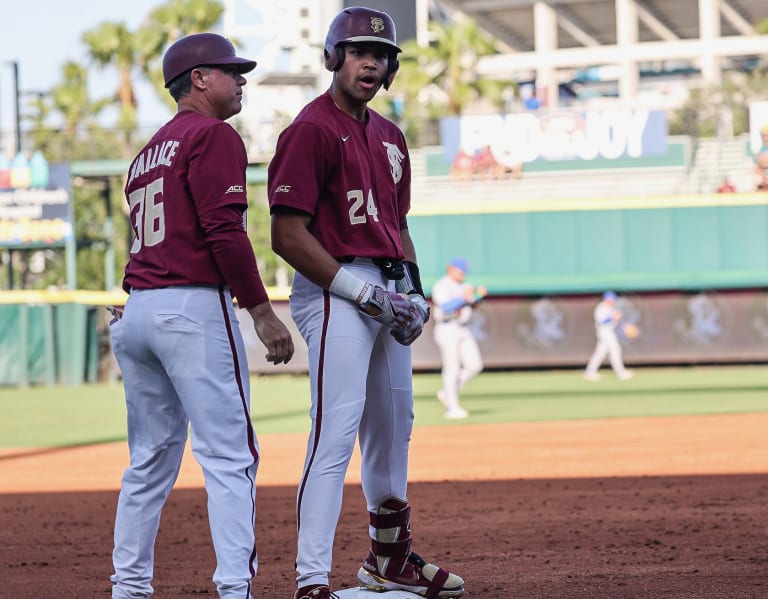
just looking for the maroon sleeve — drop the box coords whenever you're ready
[188,122,267,307]
[268,122,326,216]
[201,204,269,308]
[189,122,249,216]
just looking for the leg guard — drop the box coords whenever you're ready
[357,498,465,598]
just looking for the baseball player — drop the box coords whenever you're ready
[108,33,294,599]
[584,291,633,381]
[268,7,464,599]
[431,257,487,419]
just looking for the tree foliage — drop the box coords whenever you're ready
[25,62,118,161]
[82,22,139,156]
[668,70,768,138]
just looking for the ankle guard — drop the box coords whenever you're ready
[369,497,412,576]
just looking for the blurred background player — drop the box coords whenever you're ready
[584,291,633,381]
[267,6,464,599]
[109,33,294,599]
[431,257,487,419]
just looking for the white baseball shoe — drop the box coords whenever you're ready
[583,372,601,381]
[444,407,469,419]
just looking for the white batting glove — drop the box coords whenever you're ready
[359,286,417,329]
[391,295,429,346]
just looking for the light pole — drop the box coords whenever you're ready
[10,61,20,156]
[2,61,22,155]
[2,61,21,289]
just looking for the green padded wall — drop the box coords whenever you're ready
[409,204,768,295]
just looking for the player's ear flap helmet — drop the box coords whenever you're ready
[323,6,402,90]
[162,32,257,88]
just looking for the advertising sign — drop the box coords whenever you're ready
[440,109,668,165]
[0,154,73,248]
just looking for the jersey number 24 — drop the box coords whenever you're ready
[347,189,380,225]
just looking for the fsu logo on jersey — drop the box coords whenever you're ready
[382,141,404,183]
[370,17,385,33]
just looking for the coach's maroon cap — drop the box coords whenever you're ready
[162,32,257,87]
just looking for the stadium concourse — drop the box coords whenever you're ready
[441,0,768,109]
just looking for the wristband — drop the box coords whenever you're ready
[329,267,373,304]
[396,261,425,297]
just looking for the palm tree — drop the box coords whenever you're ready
[135,0,226,114]
[35,62,116,160]
[82,0,225,154]
[82,21,139,155]
[52,62,99,136]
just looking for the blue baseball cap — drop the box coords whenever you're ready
[603,290,617,301]
[449,257,469,273]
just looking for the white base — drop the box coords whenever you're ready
[334,588,423,598]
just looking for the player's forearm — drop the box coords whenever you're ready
[271,212,341,290]
[440,298,469,314]
[399,228,418,263]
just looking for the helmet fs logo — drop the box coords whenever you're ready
[370,17,385,33]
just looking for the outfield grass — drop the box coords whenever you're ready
[1,365,767,449]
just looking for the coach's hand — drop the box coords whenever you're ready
[248,303,295,364]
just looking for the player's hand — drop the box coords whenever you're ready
[476,285,488,298]
[248,303,295,365]
[391,294,430,346]
[408,293,430,323]
[359,285,416,329]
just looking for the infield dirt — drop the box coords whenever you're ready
[1,413,767,598]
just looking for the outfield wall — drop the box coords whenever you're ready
[240,289,768,374]
[1,287,767,384]
[408,193,768,296]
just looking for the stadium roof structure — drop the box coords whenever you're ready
[437,0,768,105]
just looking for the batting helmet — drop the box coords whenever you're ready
[324,6,401,90]
[162,33,257,88]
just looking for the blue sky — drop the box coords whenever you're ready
[0,0,196,138]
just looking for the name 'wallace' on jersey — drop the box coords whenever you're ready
[123,112,252,294]
[127,139,180,187]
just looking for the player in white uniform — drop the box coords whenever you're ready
[431,258,487,419]
[268,7,465,599]
[584,291,633,381]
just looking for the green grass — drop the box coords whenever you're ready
[1,365,767,449]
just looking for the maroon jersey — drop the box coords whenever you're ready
[123,111,267,307]
[267,92,410,259]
